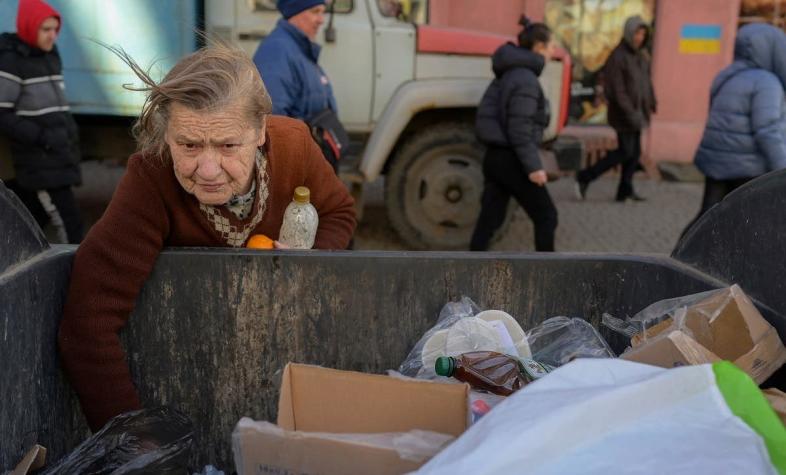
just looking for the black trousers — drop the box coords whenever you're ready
[577,130,641,200]
[470,146,558,252]
[680,176,754,240]
[7,180,84,244]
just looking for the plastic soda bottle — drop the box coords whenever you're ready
[435,351,553,396]
[278,186,318,249]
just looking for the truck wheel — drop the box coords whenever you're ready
[385,123,513,250]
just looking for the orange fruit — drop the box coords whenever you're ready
[246,234,274,250]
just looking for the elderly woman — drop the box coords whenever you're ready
[57,44,356,431]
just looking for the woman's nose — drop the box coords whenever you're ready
[196,151,222,180]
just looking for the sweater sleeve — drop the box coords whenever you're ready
[301,131,356,249]
[58,159,170,431]
[751,77,786,172]
[503,73,544,174]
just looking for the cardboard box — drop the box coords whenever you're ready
[622,285,786,384]
[233,363,469,475]
[764,388,786,426]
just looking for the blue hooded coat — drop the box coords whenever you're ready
[694,23,786,180]
[252,19,337,120]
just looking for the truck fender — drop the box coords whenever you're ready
[358,78,491,182]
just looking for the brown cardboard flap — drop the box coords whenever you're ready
[701,298,753,362]
[11,445,46,475]
[622,331,720,368]
[734,328,786,385]
[730,284,771,342]
[278,363,469,436]
[631,318,674,347]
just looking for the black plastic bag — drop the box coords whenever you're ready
[43,406,193,475]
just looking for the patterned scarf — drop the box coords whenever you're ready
[198,148,270,247]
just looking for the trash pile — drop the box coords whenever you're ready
[232,285,786,474]
[10,286,786,475]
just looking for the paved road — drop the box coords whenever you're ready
[67,161,703,255]
[354,172,703,254]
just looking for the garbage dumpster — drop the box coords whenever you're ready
[2,170,786,471]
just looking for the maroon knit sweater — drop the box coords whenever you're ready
[58,116,356,430]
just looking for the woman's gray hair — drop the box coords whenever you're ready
[109,41,273,157]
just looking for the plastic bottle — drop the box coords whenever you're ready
[278,186,318,249]
[435,351,553,396]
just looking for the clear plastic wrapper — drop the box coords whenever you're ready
[232,419,454,463]
[42,407,193,475]
[526,317,615,367]
[601,286,738,347]
[399,297,531,378]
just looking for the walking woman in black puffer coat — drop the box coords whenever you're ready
[470,18,557,252]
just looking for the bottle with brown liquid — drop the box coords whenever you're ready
[435,351,553,396]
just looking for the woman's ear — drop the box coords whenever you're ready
[257,117,267,148]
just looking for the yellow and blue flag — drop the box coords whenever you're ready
[679,24,722,54]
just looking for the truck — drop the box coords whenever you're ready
[0,0,573,250]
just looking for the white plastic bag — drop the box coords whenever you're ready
[413,359,784,475]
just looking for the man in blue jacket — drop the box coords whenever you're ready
[253,0,337,122]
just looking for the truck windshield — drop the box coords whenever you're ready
[377,0,428,24]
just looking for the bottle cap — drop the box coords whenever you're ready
[294,186,310,203]
[434,356,455,377]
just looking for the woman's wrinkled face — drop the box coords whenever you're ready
[165,102,265,206]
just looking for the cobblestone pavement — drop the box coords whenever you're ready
[68,161,704,255]
[353,174,704,254]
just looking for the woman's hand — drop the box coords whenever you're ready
[273,241,290,250]
[528,170,548,186]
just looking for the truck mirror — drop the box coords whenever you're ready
[325,0,337,43]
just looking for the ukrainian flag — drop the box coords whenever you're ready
[679,25,722,54]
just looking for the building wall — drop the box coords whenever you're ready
[645,0,741,163]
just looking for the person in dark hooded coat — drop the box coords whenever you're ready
[575,15,656,202]
[470,19,557,252]
[689,23,786,221]
[0,0,83,242]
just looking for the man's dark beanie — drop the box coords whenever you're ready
[277,0,326,19]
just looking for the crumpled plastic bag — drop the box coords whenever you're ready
[526,316,615,367]
[42,406,193,475]
[398,297,531,379]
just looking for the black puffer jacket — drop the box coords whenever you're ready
[0,32,80,190]
[476,43,549,173]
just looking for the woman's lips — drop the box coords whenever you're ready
[198,183,225,192]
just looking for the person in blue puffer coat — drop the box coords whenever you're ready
[691,23,786,221]
[252,0,337,122]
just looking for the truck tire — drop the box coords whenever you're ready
[385,122,513,250]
